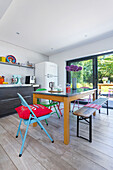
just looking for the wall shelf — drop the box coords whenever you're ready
[0,61,34,69]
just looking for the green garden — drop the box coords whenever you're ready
[70,55,113,93]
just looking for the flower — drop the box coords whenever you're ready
[65,65,82,72]
[65,66,70,71]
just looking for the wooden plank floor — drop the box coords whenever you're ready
[0,105,113,170]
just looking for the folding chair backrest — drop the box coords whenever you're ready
[17,93,29,107]
[17,93,36,117]
[36,88,47,104]
[36,88,47,91]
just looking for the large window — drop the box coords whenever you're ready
[98,54,113,83]
[66,51,113,100]
[70,59,93,88]
[98,54,113,95]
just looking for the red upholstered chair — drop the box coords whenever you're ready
[15,93,54,157]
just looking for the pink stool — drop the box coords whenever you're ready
[108,88,113,97]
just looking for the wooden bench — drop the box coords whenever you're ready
[73,98,108,142]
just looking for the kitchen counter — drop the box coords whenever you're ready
[0,83,40,117]
[32,84,40,87]
[0,85,34,117]
[0,84,40,88]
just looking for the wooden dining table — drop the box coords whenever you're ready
[33,88,96,145]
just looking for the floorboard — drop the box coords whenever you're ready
[0,104,113,170]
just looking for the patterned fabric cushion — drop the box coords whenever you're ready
[15,104,52,119]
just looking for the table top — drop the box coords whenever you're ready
[98,83,113,86]
[33,88,96,97]
[0,84,32,88]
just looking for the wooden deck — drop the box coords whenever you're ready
[0,106,113,170]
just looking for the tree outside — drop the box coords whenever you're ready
[98,55,113,93]
[70,59,93,88]
[69,54,113,93]
[98,55,113,83]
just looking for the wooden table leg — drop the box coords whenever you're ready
[69,101,71,111]
[64,97,70,145]
[99,85,101,95]
[93,91,96,116]
[33,94,38,127]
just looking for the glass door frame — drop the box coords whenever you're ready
[66,51,113,99]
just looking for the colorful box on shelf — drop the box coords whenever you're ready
[0,57,6,62]
[0,76,4,84]
[3,82,8,84]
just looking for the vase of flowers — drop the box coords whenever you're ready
[72,77,77,90]
[65,65,82,90]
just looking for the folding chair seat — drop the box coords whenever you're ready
[15,93,54,157]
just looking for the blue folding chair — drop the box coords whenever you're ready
[16,93,54,157]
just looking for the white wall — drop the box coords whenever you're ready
[49,36,113,89]
[0,41,48,84]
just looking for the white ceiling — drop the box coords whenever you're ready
[0,0,113,56]
[0,0,12,19]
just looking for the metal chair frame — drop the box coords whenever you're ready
[72,87,91,112]
[16,93,54,157]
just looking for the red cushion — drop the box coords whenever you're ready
[15,104,52,119]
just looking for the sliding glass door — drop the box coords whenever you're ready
[97,53,113,109]
[98,54,113,95]
[66,51,113,105]
[68,59,93,88]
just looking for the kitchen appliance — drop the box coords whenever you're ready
[49,82,54,91]
[25,76,36,84]
[35,61,58,90]
[12,75,21,84]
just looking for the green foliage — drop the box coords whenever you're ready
[71,59,93,86]
[70,54,113,89]
[98,55,113,82]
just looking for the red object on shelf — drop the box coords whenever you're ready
[6,55,16,64]
[0,76,4,84]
